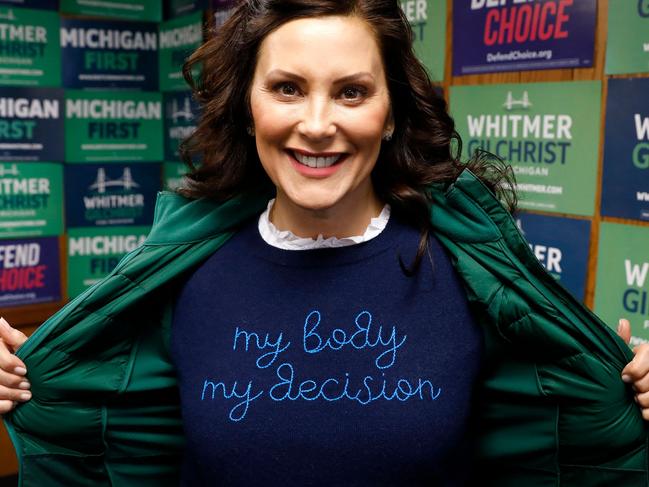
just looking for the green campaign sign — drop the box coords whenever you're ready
[0,162,63,238]
[451,81,601,216]
[163,161,188,190]
[595,223,649,346]
[60,0,161,22]
[606,0,649,75]
[0,7,60,87]
[401,0,445,82]
[65,90,163,163]
[67,225,149,298]
[159,12,202,92]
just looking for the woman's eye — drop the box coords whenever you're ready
[276,82,299,97]
[341,86,367,101]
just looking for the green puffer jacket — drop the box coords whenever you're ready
[3,169,647,486]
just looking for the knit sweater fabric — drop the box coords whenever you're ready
[171,213,483,486]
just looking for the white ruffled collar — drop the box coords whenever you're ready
[258,199,391,250]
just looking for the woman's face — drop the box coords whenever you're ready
[249,15,393,214]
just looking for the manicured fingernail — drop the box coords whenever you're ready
[0,317,8,328]
[14,367,26,375]
[622,374,632,383]
[19,392,31,401]
[18,382,30,390]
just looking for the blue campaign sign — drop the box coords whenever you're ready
[0,88,64,162]
[601,78,649,221]
[164,91,199,161]
[60,18,159,91]
[453,0,596,75]
[0,0,58,8]
[64,163,161,228]
[515,212,591,301]
[0,236,61,307]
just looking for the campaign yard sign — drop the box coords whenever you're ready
[0,1,57,8]
[164,91,199,161]
[167,0,206,19]
[451,81,601,216]
[65,163,160,228]
[0,162,63,238]
[401,0,445,82]
[606,0,649,74]
[453,0,596,75]
[163,161,188,190]
[0,236,60,307]
[67,226,148,298]
[60,0,161,22]
[0,88,64,162]
[595,223,649,346]
[0,6,60,86]
[601,78,649,221]
[516,212,590,301]
[65,90,163,163]
[61,18,158,91]
[159,12,202,92]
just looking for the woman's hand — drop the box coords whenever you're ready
[0,317,30,414]
[619,318,649,420]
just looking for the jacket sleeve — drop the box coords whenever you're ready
[430,170,648,486]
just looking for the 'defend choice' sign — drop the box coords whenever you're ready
[60,0,161,22]
[0,162,63,238]
[159,12,203,92]
[595,223,649,346]
[65,163,160,228]
[67,226,148,298]
[0,88,64,162]
[61,18,158,91]
[601,78,649,221]
[606,0,649,75]
[453,0,596,75]
[0,7,60,87]
[164,91,199,161]
[401,0,445,82]
[65,90,163,163]
[451,81,601,216]
[0,236,60,308]
[516,212,590,301]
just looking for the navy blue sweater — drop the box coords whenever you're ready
[171,213,483,486]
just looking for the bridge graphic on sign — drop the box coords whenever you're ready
[503,91,532,111]
[0,10,16,21]
[89,168,140,194]
[0,164,19,177]
[170,97,194,124]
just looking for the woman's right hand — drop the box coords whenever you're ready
[0,317,30,414]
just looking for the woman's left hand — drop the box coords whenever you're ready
[618,318,649,420]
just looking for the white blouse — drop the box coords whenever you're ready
[258,198,391,250]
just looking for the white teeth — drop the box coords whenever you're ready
[292,151,341,168]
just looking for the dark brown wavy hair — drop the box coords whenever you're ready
[179,0,515,272]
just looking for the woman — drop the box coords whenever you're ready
[1,1,649,485]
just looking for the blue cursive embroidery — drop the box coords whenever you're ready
[302,310,407,369]
[233,326,291,369]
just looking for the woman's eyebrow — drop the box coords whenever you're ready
[265,69,375,84]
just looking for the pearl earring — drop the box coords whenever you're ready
[247,126,255,136]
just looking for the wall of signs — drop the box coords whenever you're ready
[0,0,215,323]
[449,0,649,347]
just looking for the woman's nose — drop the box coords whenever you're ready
[297,96,337,140]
